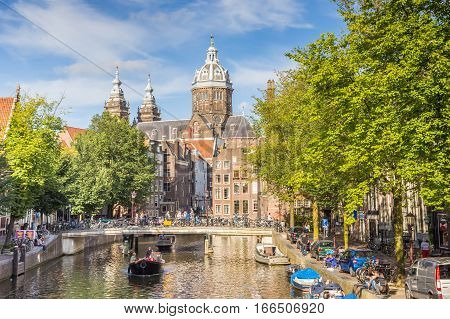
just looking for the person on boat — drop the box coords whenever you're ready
[129,251,137,263]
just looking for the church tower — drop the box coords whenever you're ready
[137,74,161,123]
[191,35,232,136]
[104,66,129,120]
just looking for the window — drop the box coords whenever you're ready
[223,161,230,169]
[215,161,222,170]
[172,128,177,139]
[234,183,240,195]
[241,170,248,179]
[242,183,248,194]
[163,182,170,192]
[234,200,240,215]
[252,181,258,194]
[253,200,258,211]
[215,174,221,184]
[193,122,200,135]
[223,174,230,184]
[214,91,223,100]
[232,156,237,164]
[215,187,221,200]
[223,204,230,215]
[233,170,239,179]
[215,205,221,214]
[243,200,249,215]
[223,187,230,200]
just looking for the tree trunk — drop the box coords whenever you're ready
[107,204,113,219]
[312,199,319,241]
[392,191,405,282]
[289,202,295,228]
[1,215,16,253]
[343,211,349,250]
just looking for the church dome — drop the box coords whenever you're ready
[192,35,232,89]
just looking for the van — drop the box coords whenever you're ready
[405,257,450,299]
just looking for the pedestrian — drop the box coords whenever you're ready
[420,238,430,258]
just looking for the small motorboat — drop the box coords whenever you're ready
[156,235,176,250]
[255,243,290,265]
[290,268,321,291]
[309,282,345,299]
[128,252,165,276]
[286,264,304,277]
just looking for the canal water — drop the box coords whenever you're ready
[0,235,294,298]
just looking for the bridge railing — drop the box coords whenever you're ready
[49,218,286,234]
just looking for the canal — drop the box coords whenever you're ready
[0,235,293,298]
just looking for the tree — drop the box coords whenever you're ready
[1,96,63,249]
[69,112,154,217]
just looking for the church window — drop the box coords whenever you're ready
[151,129,158,139]
[201,69,208,80]
[172,128,177,139]
[193,122,200,135]
[214,91,223,100]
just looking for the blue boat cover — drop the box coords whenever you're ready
[291,268,321,280]
[342,293,358,299]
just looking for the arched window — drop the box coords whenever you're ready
[151,129,158,139]
[193,122,200,135]
[172,128,177,139]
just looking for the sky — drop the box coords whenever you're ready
[0,0,345,128]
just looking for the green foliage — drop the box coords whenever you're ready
[252,0,449,254]
[68,112,155,215]
[1,96,63,218]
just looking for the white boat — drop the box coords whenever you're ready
[156,235,176,250]
[255,243,290,265]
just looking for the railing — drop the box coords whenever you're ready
[47,217,285,233]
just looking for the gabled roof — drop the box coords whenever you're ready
[222,115,255,138]
[185,139,215,159]
[0,97,15,140]
[59,126,86,148]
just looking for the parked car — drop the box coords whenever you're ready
[296,232,314,254]
[287,226,304,244]
[310,240,335,260]
[405,257,450,299]
[337,249,374,276]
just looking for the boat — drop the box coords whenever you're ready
[290,268,321,291]
[286,264,304,277]
[255,243,290,265]
[128,252,165,276]
[156,235,176,250]
[309,282,345,299]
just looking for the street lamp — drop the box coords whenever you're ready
[405,212,416,264]
[131,191,137,220]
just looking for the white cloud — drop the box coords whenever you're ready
[0,0,311,126]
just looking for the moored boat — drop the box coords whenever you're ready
[255,243,290,265]
[128,252,165,276]
[156,235,176,250]
[290,268,321,291]
[309,282,345,299]
[286,264,304,277]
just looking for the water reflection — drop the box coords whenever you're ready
[0,235,291,299]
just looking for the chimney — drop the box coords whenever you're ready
[267,79,275,101]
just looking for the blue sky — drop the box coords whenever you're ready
[0,0,344,128]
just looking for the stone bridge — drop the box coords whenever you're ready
[61,227,273,255]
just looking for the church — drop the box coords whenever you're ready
[103,36,274,219]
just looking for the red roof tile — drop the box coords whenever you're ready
[59,126,86,148]
[186,140,215,159]
[0,97,14,140]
